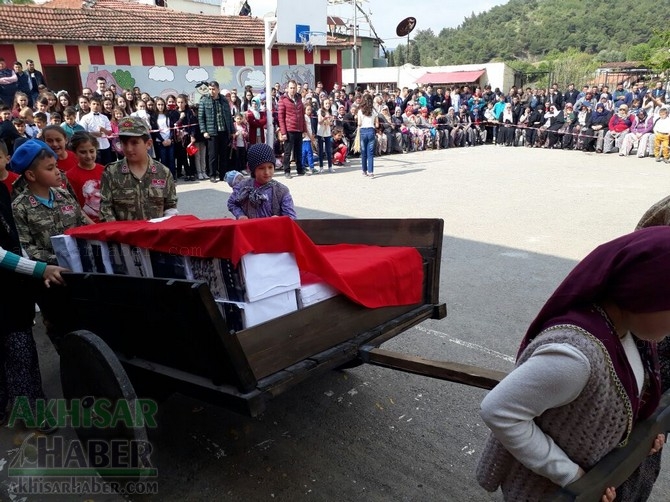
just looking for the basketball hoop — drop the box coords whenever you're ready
[299,31,327,53]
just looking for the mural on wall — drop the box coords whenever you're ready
[83,64,316,103]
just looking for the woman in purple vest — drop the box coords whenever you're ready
[477,227,670,501]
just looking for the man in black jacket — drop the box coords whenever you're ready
[548,83,563,110]
[563,83,580,106]
[342,104,358,155]
[12,62,31,105]
[25,59,46,107]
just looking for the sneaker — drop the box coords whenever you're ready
[210,176,218,183]
[656,157,663,162]
[312,169,319,174]
[305,170,312,176]
[284,172,292,179]
[369,173,375,178]
[665,159,670,164]
[328,168,334,173]
[363,171,368,176]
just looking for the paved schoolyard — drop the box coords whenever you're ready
[2,144,669,501]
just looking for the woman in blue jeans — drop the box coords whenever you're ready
[358,93,379,177]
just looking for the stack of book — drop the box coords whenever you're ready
[51,235,340,330]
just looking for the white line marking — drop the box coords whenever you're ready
[414,325,515,363]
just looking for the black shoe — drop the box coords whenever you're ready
[297,171,305,176]
[210,177,218,183]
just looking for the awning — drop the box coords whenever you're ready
[415,70,486,85]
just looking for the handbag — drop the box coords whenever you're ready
[352,127,361,154]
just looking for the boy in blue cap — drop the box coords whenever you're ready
[227,143,296,219]
[11,139,90,264]
[1,166,67,429]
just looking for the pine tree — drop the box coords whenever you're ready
[396,45,406,65]
[410,44,421,66]
[387,51,395,67]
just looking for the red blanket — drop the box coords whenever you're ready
[66,216,423,308]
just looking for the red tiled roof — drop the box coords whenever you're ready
[0,0,348,47]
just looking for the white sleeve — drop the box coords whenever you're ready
[79,115,91,129]
[480,342,591,487]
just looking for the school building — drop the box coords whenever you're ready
[0,0,347,103]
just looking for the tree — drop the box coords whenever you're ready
[396,44,406,66]
[645,30,670,73]
[546,49,599,89]
[627,43,652,62]
[408,0,665,67]
[387,50,395,67]
[595,49,626,63]
[409,43,421,66]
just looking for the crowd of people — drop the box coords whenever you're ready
[341,80,670,162]
[2,56,670,500]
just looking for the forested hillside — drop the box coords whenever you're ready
[395,0,669,66]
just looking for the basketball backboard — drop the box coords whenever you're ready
[276,0,328,46]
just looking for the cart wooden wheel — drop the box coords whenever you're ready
[59,330,151,479]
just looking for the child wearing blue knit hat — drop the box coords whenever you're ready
[227,143,296,220]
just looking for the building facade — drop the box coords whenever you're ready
[0,0,345,102]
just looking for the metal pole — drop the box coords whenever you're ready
[352,0,357,90]
[407,33,410,64]
[264,17,277,148]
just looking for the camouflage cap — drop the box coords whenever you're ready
[118,116,150,137]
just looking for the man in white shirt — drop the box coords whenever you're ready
[79,97,113,164]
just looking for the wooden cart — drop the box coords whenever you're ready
[46,218,670,501]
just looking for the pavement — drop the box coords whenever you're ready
[2,144,670,501]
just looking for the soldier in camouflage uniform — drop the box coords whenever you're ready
[10,139,89,264]
[99,116,178,222]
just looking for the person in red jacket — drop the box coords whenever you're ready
[246,99,267,145]
[277,80,308,179]
[603,104,632,154]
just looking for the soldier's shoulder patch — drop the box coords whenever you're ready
[104,160,126,173]
[60,204,76,215]
[26,195,39,208]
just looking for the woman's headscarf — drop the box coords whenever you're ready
[520,227,670,420]
[592,103,608,120]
